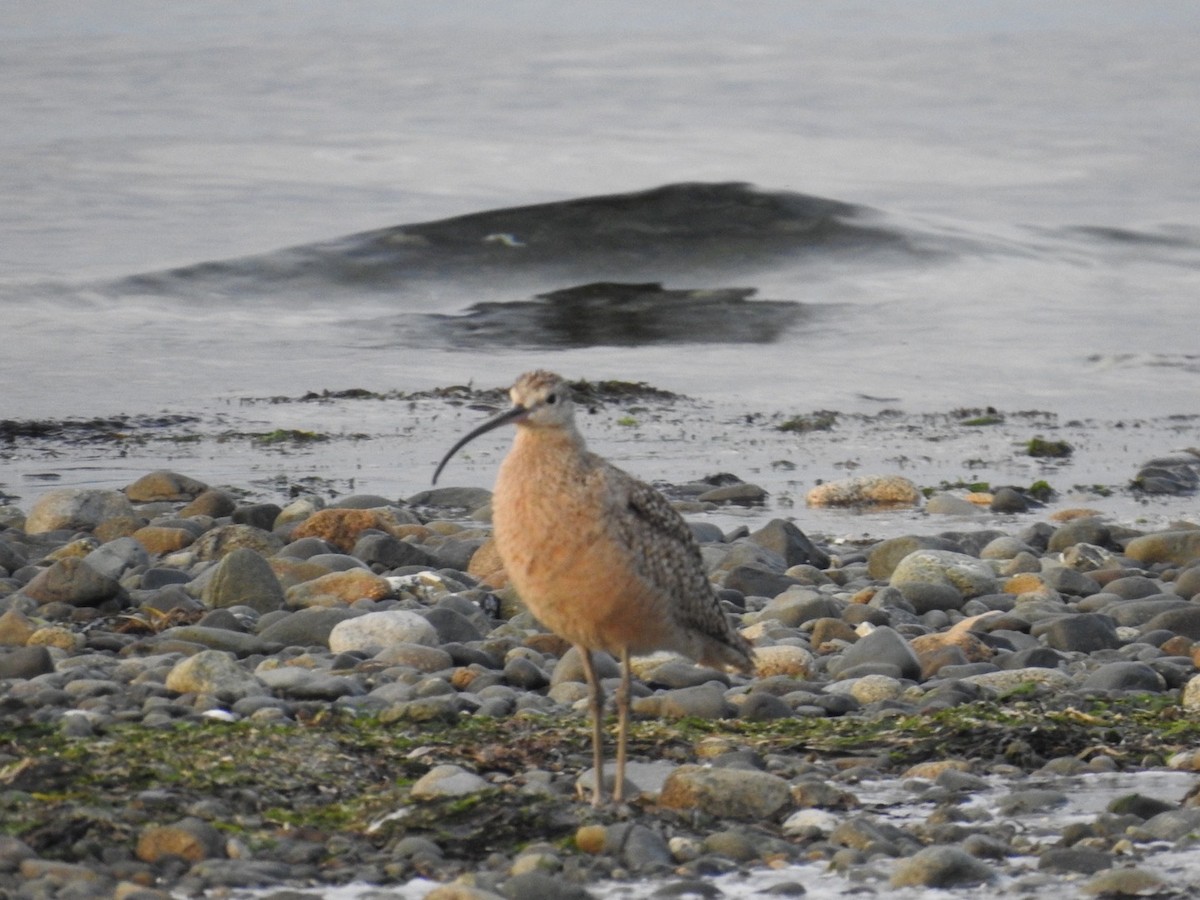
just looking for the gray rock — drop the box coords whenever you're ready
[1040,566,1101,597]
[1105,575,1166,600]
[990,487,1029,513]
[232,503,283,531]
[500,871,593,900]
[867,535,963,580]
[190,524,285,562]
[157,625,265,656]
[890,845,994,888]
[1144,605,1200,639]
[551,647,620,686]
[895,581,964,614]
[255,666,364,700]
[0,646,55,679]
[24,488,136,534]
[22,558,123,607]
[1081,661,1166,693]
[635,682,733,720]
[659,765,791,820]
[604,822,673,870]
[257,607,360,648]
[828,626,922,681]
[1035,614,1121,653]
[422,605,485,643]
[1134,807,1200,841]
[353,532,437,569]
[746,519,830,569]
[1124,529,1200,566]
[411,764,490,799]
[200,547,285,614]
[1173,565,1200,600]
[997,788,1068,815]
[890,549,997,599]
[722,565,799,598]
[83,537,150,580]
[1047,518,1112,553]
[328,610,438,654]
[165,649,264,700]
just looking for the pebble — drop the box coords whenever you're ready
[3,467,1200,900]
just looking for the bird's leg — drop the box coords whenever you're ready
[615,647,632,804]
[577,645,606,807]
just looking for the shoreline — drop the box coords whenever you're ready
[3,403,1200,896]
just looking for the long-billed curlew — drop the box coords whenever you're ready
[433,370,755,805]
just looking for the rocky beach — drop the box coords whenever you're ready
[3,383,1200,900]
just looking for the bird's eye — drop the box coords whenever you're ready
[546,392,558,405]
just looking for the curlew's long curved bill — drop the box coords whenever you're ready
[432,404,527,484]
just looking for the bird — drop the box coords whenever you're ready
[433,370,755,805]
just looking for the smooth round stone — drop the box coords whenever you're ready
[255,666,363,700]
[286,569,393,607]
[328,610,438,654]
[752,645,813,678]
[890,845,994,888]
[1173,565,1200,600]
[1180,674,1200,710]
[1035,614,1121,653]
[1081,661,1166,692]
[0,645,55,679]
[828,626,922,681]
[178,489,238,518]
[410,764,489,800]
[1143,605,1200,639]
[1047,519,1111,553]
[890,550,998,600]
[24,488,136,534]
[1124,530,1200,566]
[550,646,619,685]
[190,524,284,562]
[989,487,1030,513]
[22,558,122,607]
[201,547,285,614]
[980,536,1031,560]
[925,494,983,517]
[126,471,208,503]
[257,607,360,648]
[422,606,485,644]
[806,475,921,508]
[962,667,1073,693]
[659,765,791,820]
[634,682,733,720]
[232,503,283,531]
[1081,868,1166,897]
[165,650,265,700]
[603,822,674,869]
[373,642,454,673]
[1040,566,1101,596]
[82,537,149,580]
[746,518,830,569]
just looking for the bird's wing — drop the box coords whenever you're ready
[601,464,731,637]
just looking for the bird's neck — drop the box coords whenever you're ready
[508,424,587,476]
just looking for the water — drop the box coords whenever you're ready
[2,0,1199,428]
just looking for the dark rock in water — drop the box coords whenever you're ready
[419,282,805,347]
[1132,452,1200,494]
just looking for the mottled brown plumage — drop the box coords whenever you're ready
[435,370,754,805]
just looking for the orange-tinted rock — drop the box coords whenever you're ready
[179,489,237,518]
[126,470,209,503]
[290,508,412,553]
[806,475,921,508]
[133,525,196,555]
[285,568,392,607]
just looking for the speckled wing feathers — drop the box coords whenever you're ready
[598,459,752,671]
